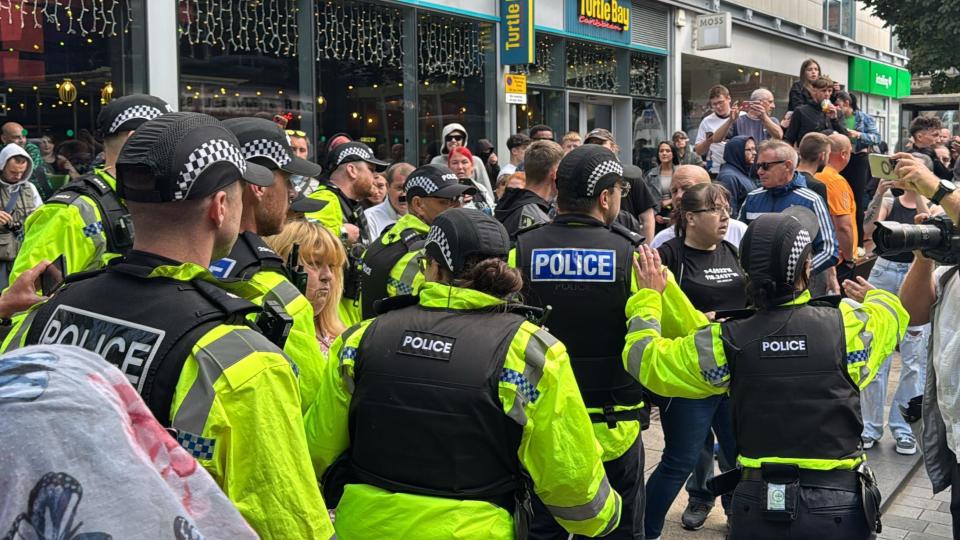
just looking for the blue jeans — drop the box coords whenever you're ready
[644,395,736,538]
[861,257,929,440]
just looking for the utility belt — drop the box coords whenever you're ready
[587,404,650,431]
[708,462,882,533]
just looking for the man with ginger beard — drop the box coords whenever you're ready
[305,141,388,325]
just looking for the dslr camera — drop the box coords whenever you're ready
[873,215,960,265]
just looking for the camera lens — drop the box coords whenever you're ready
[873,221,943,254]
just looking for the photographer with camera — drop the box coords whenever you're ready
[877,152,960,533]
[0,143,42,288]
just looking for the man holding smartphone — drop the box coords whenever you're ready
[711,88,783,144]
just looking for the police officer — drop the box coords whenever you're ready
[359,163,475,318]
[2,112,335,539]
[625,207,908,539]
[218,117,329,416]
[8,94,172,286]
[512,144,707,539]
[313,208,621,539]
[306,141,388,325]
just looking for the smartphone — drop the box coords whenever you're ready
[40,254,66,296]
[868,153,899,181]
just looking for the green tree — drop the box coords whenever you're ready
[862,0,960,92]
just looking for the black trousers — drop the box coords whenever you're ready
[729,476,871,540]
[529,434,645,539]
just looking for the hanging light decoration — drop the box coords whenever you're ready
[101,81,114,104]
[58,78,77,103]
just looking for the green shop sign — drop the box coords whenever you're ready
[848,57,910,98]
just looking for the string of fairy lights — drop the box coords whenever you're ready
[0,0,132,36]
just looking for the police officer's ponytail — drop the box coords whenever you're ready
[450,255,523,299]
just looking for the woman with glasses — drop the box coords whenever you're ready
[448,146,495,209]
[645,182,744,539]
[644,141,681,232]
[265,220,347,356]
[312,209,621,539]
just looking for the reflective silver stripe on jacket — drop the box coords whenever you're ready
[264,279,302,308]
[172,328,282,435]
[544,474,614,522]
[4,309,39,351]
[695,327,729,387]
[73,196,107,263]
[505,328,555,426]
[848,308,874,382]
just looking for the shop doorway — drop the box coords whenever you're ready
[568,92,632,162]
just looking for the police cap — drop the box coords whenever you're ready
[740,205,821,291]
[327,141,389,173]
[425,208,510,274]
[117,112,274,203]
[222,117,324,179]
[404,164,476,201]
[97,94,173,137]
[556,144,624,198]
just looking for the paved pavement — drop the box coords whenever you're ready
[641,354,939,540]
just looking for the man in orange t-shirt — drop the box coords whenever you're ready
[815,133,857,263]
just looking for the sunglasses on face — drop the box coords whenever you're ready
[756,160,787,171]
[445,134,464,142]
[285,129,307,137]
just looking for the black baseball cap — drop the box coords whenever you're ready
[116,112,274,203]
[556,144,624,198]
[97,94,173,136]
[327,141,388,172]
[622,164,644,182]
[222,117,323,178]
[739,206,821,297]
[404,164,476,200]
[425,208,511,274]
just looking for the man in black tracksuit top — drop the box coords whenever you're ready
[494,140,563,240]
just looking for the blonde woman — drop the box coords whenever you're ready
[266,220,347,355]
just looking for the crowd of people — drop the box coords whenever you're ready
[0,53,959,540]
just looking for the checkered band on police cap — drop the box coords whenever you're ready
[586,159,624,196]
[177,138,247,201]
[424,225,454,271]
[241,138,292,169]
[404,175,439,195]
[335,145,373,167]
[784,229,812,284]
[109,104,170,134]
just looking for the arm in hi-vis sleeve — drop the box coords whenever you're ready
[9,200,103,287]
[629,253,710,338]
[622,288,728,399]
[505,321,621,537]
[305,319,373,477]
[840,289,909,389]
[304,190,345,238]
[182,326,335,539]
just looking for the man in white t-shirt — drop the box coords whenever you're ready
[650,164,747,248]
[694,85,733,177]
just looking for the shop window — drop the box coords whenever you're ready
[515,34,563,87]
[823,0,855,38]
[514,89,564,137]
[565,40,618,94]
[417,13,494,165]
[632,99,666,171]
[315,1,407,162]
[0,0,145,171]
[630,53,664,98]
[178,0,308,128]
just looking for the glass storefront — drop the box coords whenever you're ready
[515,33,666,168]
[681,54,796,142]
[177,0,495,166]
[1,0,146,152]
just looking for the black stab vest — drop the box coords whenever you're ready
[721,302,863,462]
[211,231,284,280]
[515,215,645,407]
[348,302,526,506]
[359,226,425,319]
[48,171,133,255]
[24,254,260,427]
